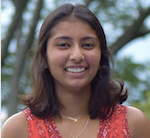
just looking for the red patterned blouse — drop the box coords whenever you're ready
[23,104,131,138]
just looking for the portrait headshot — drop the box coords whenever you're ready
[1,0,150,138]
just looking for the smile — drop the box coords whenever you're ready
[65,68,87,73]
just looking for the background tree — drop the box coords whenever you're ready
[1,0,150,121]
[115,57,150,119]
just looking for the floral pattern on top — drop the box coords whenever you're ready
[23,104,130,138]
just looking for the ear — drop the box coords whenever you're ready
[45,63,48,69]
[45,56,48,69]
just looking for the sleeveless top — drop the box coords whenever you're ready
[23,104,131,138]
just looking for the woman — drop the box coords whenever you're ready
[2,4,150,138]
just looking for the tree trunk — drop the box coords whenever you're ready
[1,0,29,66]
[7,0,44,116]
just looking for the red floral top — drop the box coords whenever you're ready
[23,104,130,138]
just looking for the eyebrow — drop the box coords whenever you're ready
[54,36,98,41]
[81,36,98,41]
[54,36,72,41]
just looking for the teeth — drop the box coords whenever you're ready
[66,68,86,73]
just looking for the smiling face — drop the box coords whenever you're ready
[46,17,101,92]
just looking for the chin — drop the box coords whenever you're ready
[67,82,91,91]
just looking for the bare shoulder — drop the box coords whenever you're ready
[127,106,150,138]
[1,111,28,138]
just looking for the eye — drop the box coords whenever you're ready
[82,43,94,49]
[57,43,70,49]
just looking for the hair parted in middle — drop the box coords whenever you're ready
[22,4,128,119]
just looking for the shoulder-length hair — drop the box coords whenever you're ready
[22,4,128,119]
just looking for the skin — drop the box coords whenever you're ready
[46,17,101,93]
[46,17,101,119]
[1,18,150,138]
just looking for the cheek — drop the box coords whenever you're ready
[86,52,101,68]
[47,50,68,68]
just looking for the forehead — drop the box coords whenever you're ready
[50,17,98,38]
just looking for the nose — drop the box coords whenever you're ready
[69,45,85,63]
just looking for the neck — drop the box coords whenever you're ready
[56,85,91,118]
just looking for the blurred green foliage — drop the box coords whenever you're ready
[115,57,150,120]
[132,90,150,120]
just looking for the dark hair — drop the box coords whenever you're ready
[22,4,128,119]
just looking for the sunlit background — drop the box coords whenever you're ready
[1,0,150,125]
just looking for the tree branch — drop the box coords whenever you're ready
[85,0,95,7]
[135,26,150,38]
[11,0,28,9]
[7,0,44,116]
[109,6,150,55]
[1,0,29,66]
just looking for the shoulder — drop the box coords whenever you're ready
[1,111,28,138]
[126,106,150,138]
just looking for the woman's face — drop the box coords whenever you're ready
[46,18,101,91]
